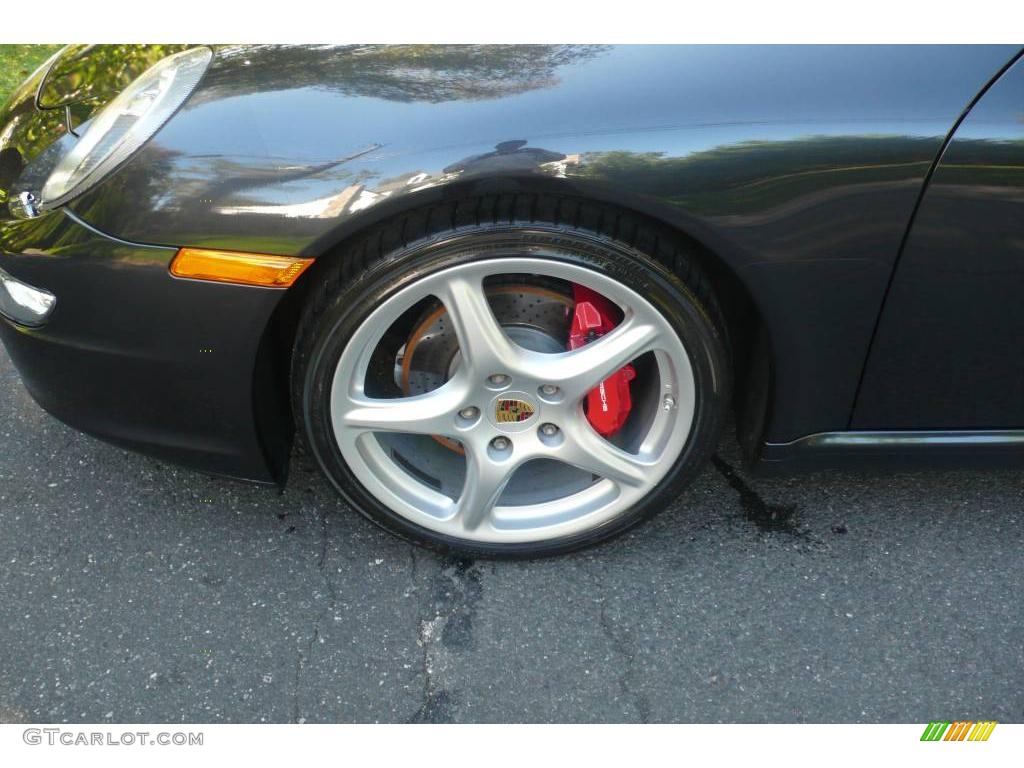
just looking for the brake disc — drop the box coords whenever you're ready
[399,284,574,452]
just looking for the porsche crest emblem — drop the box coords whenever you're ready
[495,398,536,423]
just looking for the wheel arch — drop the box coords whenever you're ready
[253,175,774,481]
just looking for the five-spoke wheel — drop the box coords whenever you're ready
[293,196,729,556]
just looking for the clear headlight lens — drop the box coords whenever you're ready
[40,47,212,208]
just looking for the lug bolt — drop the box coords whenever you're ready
[491,436,511,451]
[540,384,559,396]
[663,395,676,411]
[540,423,559,437]
[459,406,479,420]
[488,374,510,387]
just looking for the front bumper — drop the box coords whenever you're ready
[0,209,291,482]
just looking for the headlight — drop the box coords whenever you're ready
[39,47,211,209]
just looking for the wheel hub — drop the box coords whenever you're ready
[400,283,570,451]
[488,390,540,433]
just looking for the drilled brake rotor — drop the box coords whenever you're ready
[399,284,574,452]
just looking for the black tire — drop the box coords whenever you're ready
[291,193,731,557]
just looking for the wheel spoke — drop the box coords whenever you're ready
[541,315,660,400]
[560,421,650,488]
[339,378,467,436]
[452,449,516,532]
[437,275,520,374]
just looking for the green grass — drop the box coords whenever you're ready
[0,44,63,106]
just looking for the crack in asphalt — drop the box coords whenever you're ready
[411,612,456,723]
[407,546,451,723]
[291,504,336,724]
[409,557,483,723]
[598,600,651,723]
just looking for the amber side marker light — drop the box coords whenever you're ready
[170,248,314,288]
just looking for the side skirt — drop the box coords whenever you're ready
[756,430,1024,474]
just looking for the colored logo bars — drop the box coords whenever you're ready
[920,721,997,742]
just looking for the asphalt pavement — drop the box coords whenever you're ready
[0,345,1021,723]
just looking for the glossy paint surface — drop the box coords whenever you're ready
[63,45,1018,443]
[68,46,1017,252]
[854,54,1024,430]
[0,208,284,480]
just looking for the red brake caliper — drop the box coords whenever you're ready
[568,284,636,437]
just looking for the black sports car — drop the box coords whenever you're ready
[1,44,1022,556]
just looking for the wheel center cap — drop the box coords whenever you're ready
[488,391,539,433]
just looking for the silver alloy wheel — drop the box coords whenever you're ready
[329,257,696,544]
